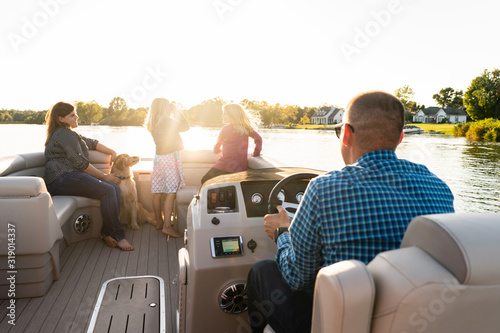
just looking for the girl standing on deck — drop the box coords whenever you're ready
[145,98,189,239]
[201,103,262,184]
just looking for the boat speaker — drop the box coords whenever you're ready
[218,281,248,314]
[74,214,92,234]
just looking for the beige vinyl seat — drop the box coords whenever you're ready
[0,151,111,298]
[311,212,500,333]
[0,176,64,298]
[266,212,500,332]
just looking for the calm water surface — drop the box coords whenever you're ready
[1,124,499,213]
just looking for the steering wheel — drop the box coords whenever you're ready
[268,172,320,218]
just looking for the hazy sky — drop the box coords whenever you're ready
[1,0,498,111]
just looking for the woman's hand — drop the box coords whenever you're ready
[102,173,121,185]
[108,150,117,166]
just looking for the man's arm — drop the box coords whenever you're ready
[264,180,323,290]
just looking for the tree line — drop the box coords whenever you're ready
[2,68,499,126]
[0,96,320,127]
[395,69,499,122]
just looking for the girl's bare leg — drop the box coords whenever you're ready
[153,193,163,230]
[162,193,182,239]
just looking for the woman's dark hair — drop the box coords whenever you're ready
[45,102,75,145]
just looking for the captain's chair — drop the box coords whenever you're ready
[311,213,500,333]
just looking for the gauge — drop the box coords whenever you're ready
[251,193,263,205]
[278,189,285,203]
[296,192,304,203]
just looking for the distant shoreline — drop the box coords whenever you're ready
[289,123,455,135]
[0,122,455,135]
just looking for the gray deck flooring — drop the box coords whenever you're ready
[0,224,183,333]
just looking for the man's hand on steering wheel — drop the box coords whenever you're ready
[264,206,290,240]
[265,172,321,241]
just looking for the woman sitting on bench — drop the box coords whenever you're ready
[44,101,134,251]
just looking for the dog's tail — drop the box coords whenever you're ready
[138,202,157,226]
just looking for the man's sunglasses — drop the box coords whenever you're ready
[333,123,355,138]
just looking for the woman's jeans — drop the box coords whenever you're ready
[47,171,125,241]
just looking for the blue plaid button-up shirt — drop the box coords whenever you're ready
[276,150,455,290]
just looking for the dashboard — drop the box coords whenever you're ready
[240,180,308,217]
[180,166,326,332]
[201,167,324,218]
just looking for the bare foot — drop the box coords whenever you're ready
[117,239,134,251]
[103,236,117,248]
[162,227,182,239]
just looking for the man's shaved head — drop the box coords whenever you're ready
[345,91,405,151]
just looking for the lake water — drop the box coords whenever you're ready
[1,124,499,213]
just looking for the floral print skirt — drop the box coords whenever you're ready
[151,151,186,193]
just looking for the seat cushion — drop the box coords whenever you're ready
[312,260,374,333]
[52,196,100,228]
[52,196,77,227]
[401,213,500,285]
[0,176,47,197]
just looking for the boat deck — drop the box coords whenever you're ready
[0,224,183,333]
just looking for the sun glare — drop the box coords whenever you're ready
[180,127,219,151]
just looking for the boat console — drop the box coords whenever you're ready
[177,167,323,333]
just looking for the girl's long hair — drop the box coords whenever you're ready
[223,104,261,135]
[45,102,75,145]
[145,98,176,133]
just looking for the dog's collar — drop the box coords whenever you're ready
[116,176,131,180]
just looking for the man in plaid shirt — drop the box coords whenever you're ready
[247,91,455,333]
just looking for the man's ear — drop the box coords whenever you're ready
[341,124,352,146]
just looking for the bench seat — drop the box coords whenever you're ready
[0,151,110,299]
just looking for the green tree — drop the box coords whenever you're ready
[283,105,298,125]
[395,85,423,112]
[12,110,26,122]
[395,85,414,108]
[186,97,225,127]
[126,107,149,126]
[299,114,310,125]
[464,69,500,121]
[243,100,316,126]
[433,88,464,109]
[243,100,271,125]
[0,110,13,122]
[104,97,128,125]
[34,111,46,124]
[75,101,103,125]
[263,103,287,125]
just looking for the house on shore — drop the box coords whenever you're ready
[310,106,344,125]
[413,107,468,124]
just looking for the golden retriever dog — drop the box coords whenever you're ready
[111,153,156,229]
